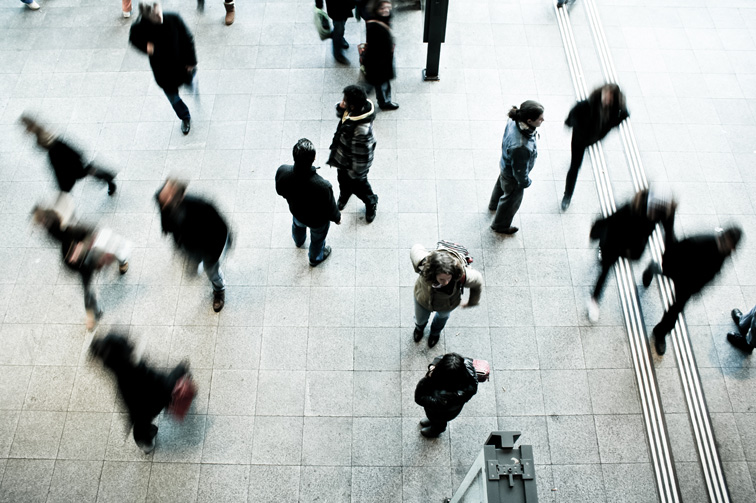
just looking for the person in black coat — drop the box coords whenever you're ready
[587,188,676,322]
[20,115,117,195]
[414,353,478,438]
[315,0,355,64]
[643,226,742,355]
[156,178,231,312]
[363,1,398,110]
[129,2,197,135]
[562,84,629,211]
[90,332,190,453]
[276,139,342,266]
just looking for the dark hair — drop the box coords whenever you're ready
[590,83,625,111]
[343,85,368,111]
[430,353,472,390]
[421,250,464,285]
[293,138,316,166]
[90,332,135,370]
[508,100,544,124]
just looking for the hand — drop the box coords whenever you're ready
[146,42,154,55]
[186,65,194,72]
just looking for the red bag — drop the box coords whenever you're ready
[167,375,197,421]
[472,359,490,382]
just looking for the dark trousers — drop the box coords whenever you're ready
[86,165,116,187]
[164,89,191,121]
[332,19,346,57]
[337,169,378,206]
[592,252,620,301]
[489,174,524,231]
[424,405,463,435]
[375,81,392,106]
[737,304,756,347]
[655,289,692,337]
[132,364,187,448]
[564,135,588,199]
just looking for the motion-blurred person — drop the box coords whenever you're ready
[129,2,197,135]
[415,353,478,438]
[90,332,196,454]
[123,0,132,17]
[587,187,676,322]
[32,206,131,329]
[196,0,235,25]
[315,0,355,64]
[328,85,379,223]
[489,100,544,235]
[728,303,756,354]
[276,139,342,266]
[363,0,398,110]
[561,84,628,211]
[20,115,117,196]
[643,226,742,355]
[411,243,482,348]
[156,179,231,312]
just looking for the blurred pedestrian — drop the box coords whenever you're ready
[643,226,742,355]
[123,0,132,17]
[155,178,231,312]
[20,115,118,196]
[561,84,628,210]
[129,2,197,135]
[587,187,676,322]
[328,85,379,223]
[729,304,756,354]
[411,243,482,348]
[32,206,131,329]
[414,353,478,438]
[489,100,544,235]
[90,332,196,454]
[363,0,398,110]
[276,139,342,266]
[315,0,355,64]
[196,0,235,25]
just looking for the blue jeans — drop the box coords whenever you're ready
[164,89,190,121]
[414,298,452,336]
[738,304,756,346]
[292,217,330,263]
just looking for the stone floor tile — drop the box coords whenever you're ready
[352,466,402,503]
[676,461,709,503]
[23,366,77,412]
[304,370,353,416]
[402,466,452,503]
[486,287,534,327]
[722,461,756,502]
[551,464,606,503]
[47,459,103,503]
[97,461,151,503]
[197,464,249,503]
[207,369,257,416]
[710,412,746,462]
[169,326,217,369]
[601,463,659,503]
[531,287,579,327]
[306,327,354,370]
[541,369,593,415]
[490,326,540,370]
[145,462,199,503]
[494,370,545,416]
[351,417,403,467]
[594,414,650,463]
[247,465,300,503]
[212,325,261,370]
[9,410,66,459]
[402,417,451,467]
[0,458,54,503]
[498,415,551,465]
[302,416,352,466]
[448,416,498,473]
[201,415,254,464]
[259,326,308,370]
[299,466,351,503]
[256,370,305,416]
[354,327,401,371]
[536,326,586,369]
[353,371,402,417]
[547,415,601,465]
[152,414,206,464]
[57,411,111,461]
[588,369,642,414]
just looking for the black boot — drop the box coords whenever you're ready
[413,323,426,342]
[653,326,666,355]
[338,194,350,211]
[420,418,432,427]
[643,262,662,288]
[428,333,440,348]
[727,332,754,354]
[365,197,378,223]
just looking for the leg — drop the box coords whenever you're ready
[563,134,587,202]
[592,259,614,301]
[122,0,132,15]
[292,217,307,248]
[307,222,330,264]
[86,164,117,195]
[739,304,756,335]
[204,260,226,293]
[350,176,378,207]
[414,298,432,330]
[83,277,102,330]
[224,0,235,25]
[655,291,691,338]
[331,20,347,61]
[133,420,158,453]
[336,169,354,207]
[163,89,191,121]
[491,175,525,232]
[429,309,452,336]
[488,176,504,211]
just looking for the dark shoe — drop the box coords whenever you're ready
[342,39,349,49]
[197,0,204,11]
[643,262,661,288]
[732,308,743,327]
[224,1,235,25]
[334,53,350,65]
[181,119,191,135]
[488,205,497,212]
[727,332,754,354]
[108,182,117,196]
[119,262,129,274]
[337,195,349,211]
[420,426,441,438]
[653,326,666,355]
[309,245,332,267]
[379,102,399,111]
[428,333,440,348]
[561,195,571,211]
[492,226,518,235]
[365,203,377,223]
[420,418,432,427]
[557,0,567,7]
[213,290,225,313]
[413,324,426,342]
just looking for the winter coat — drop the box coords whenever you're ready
[275,163,342,227]
[328,101,376,179]
[661,234,726,296]
[590,202,673,264]
[316,0,355,20]
[499,119,537,189]
[565,94,629,147]
[129,13,197,91]
[364,18,395,85]
[47,140,91,192]
[414,358,478,421]
[411,244,483,312]
[156,194,229,264]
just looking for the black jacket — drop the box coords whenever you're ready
[275,163,341,227]
[316,0,355,21]
[157,194,229,263]
[47,140,91,192]
[590,202,673,264]
[364,18,395,85]
[662,234,726,296]
[565,94,629,147]
[129,13,197,91]
[414,359,478,421]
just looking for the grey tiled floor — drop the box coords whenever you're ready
[1,0,756,502]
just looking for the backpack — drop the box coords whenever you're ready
[437,240,473,266]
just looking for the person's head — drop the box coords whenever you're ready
[374,0,392,17]
[139,1,163,24]
[716,226,742,256]
[89,332,136,370]
[31,206,62,232]
[157,178,187,210]
[421,250,464,288]
[508,100,545,129]
[596,83,624,109]
[293,138,316,166]
[429,353,471,389]
[19,114,56,149]
[340,85,368,113]
[634,186,676,222]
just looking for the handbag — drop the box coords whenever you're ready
[314,7,332,40]
[167,374,197,421]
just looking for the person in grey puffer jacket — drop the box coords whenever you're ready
[328,85,379,223]
[489,100,544,235]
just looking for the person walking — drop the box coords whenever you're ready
[414,353,478,438]
[411,243,483,348]
[20,115,118,196]
[489,100,544,235]
[90,332,196,454]
[315,0,355,64]
[363,1,398,110]
[129,2,197,135]
[155,179,231,312]
[196,0,235,25]
[276,139,342,266]
[328,85,379,223]
[643,226,742,355]
[728,304,756,354]
[561,84,628,211]
[587,187,676,322]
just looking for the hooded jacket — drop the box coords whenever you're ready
[275,163,341,227]
[499,119,537,189]
[156,193,229,264]
[565,92,629,147]
[328,101,376,179]
[414,358,478,420]
[411,244,483,313]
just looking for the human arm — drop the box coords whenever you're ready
[410,244,429,273]
[176,16,198,68]
[510,146,532,189]
[327,186,342,224]
[461,267,483,307]
[350,125,376,177]
[128,21,150,54]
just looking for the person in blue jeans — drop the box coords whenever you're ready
[729,304,756,354]
[276,139,342,266]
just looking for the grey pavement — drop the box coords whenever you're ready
[0,0,755,502]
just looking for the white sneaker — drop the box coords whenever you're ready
[24,1,41,9]
[587,298,600,323]
[122,10,131,18]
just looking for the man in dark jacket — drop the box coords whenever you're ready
[643,226,742,355]
[156,179,230,312]
[364,0,398,110]
[129,2,197,135]
[20,115,117,195]
[276,139,341,266]
[315,0,355,64]
[328,85,379,223]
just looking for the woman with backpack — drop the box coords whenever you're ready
[362,0,398,110]
[411,243,483,348]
